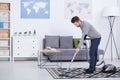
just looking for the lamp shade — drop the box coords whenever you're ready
[102,6,120,17]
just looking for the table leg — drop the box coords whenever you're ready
[37,50,40,66]
[40,51,42,68]
[60,52,62,68]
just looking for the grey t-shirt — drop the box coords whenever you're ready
[78,21,101,49]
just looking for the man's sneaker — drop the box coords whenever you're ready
[84,69,90,72]
[84,69,94,74]
[85,68,96,71]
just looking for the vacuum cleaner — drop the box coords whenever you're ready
[96,51,117,73]
[59,41,117,77]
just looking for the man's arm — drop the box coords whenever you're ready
[75,26,90,54]
[75,34,87,54]
[78,34,87,49]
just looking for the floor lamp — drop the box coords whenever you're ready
[102,6,120,61]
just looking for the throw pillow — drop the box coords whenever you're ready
[60,36,73,49]
[45,35,59,48]
[73,38,80,48]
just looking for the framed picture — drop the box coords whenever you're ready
[21,0,50,19]
[64,0,92,19]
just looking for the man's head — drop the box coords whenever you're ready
[71,16,82,27]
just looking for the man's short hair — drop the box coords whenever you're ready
[71,16,80,23]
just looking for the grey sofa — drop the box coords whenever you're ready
[43,35,104,62]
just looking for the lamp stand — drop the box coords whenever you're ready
[104,16,120,61]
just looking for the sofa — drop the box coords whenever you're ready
[42,35,104,62]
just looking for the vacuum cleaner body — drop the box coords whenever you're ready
[102,64,117,73]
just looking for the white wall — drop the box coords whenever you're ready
[116,0,120,60]
[0,0,119,59]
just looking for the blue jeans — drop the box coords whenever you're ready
[89,37,101,71]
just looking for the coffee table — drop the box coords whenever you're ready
[38,49,62,68]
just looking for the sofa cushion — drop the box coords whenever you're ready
[60,36,73,49]
[45,35,59,48]
[73,38,80,48]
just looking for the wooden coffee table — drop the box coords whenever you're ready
[38,49,62,68]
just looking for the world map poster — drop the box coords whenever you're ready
[21,0,50,19]
[64,0,92,19]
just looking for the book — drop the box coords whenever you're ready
[4,23,9,29]
[0,3,10,10]
[0,41,8,46]
[0,31,9,38]
[0,50,9,56]
[0,22,3,28]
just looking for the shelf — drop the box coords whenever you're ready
[0,46,10,48]
[0,10,10,12]
[0,3,11,61]
[0,48,9,50]
[0,28,10,30]
[0,21,10,23]
[0,38,10,40]
[0,56,10,58]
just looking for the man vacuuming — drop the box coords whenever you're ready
[71,16,101,74]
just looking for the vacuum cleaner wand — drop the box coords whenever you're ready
[59,52,77,77]
[67,53,77,70]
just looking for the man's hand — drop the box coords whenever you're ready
[75,48,80,54]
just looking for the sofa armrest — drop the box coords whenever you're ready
[43,38,45,49]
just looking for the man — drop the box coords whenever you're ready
[71,16,101,73]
